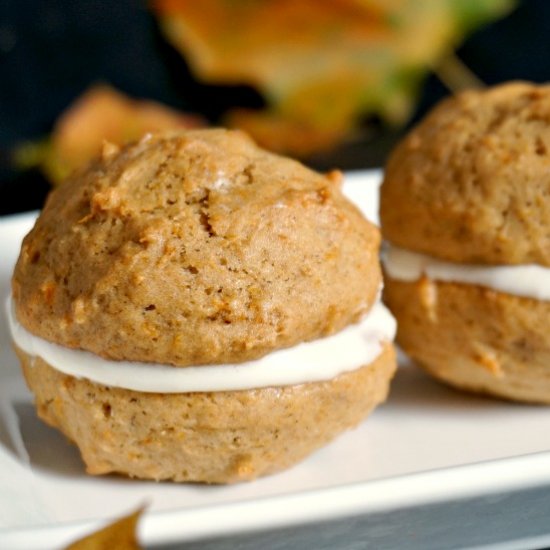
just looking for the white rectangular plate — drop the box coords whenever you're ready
[2,170,550,549]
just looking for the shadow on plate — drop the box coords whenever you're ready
[10,401,86,477]
[0,404,21,460]
[386,361,531,413]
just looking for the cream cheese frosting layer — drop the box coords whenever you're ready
[383,244,550,301]
[7,296,396,393]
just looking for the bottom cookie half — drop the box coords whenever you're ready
[17,343,396,483]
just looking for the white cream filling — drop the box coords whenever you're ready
[6,296,396,393]
[383,244,550,301]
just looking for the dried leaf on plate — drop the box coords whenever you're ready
[64,507,144,550]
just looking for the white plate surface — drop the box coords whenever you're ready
[2,170,550,549]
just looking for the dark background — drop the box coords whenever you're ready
[1,0,550,215]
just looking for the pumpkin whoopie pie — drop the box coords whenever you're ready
[10,129,396,482]
[381,82,550,404]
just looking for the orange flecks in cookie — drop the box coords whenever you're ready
[418,276,438,323]
[325,169,343,187]
[91,187,124,215]
[472,345,503,378]
[71,297,88,325]
[40,281,57,305]
[232,454,255,480]
[101,140,121,161]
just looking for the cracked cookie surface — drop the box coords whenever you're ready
[381,82,550,266]
[12,128,381,366]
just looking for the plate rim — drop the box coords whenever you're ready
[2,169,550,548]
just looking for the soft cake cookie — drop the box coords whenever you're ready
[10,129,396,482]
[381,82,550,403]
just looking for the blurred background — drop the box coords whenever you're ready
[1,0,549,214]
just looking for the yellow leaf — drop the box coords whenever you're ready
[153,0,514,154]
[65,507,144,550]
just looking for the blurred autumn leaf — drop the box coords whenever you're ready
[153,0,515,155]
[64,508,143,550]
[12,0,515,185]
[14,85,205,185]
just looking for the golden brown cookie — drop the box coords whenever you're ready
[381,81,550,265]
[380,82,550,403]
[11,128,395,482]
[13,129,381,366]
[384,279,550,403]
[17,343,395,483]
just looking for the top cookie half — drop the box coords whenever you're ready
[380,82,550,266]
[13,129,380,366]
